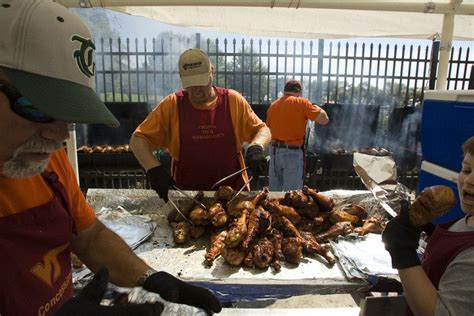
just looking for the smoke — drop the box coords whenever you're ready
[307,102,422,170]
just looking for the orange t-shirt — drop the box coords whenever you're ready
[134,88,266,168]
[0,149,95,232]
[266,96,322,146]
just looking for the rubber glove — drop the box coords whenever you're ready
[142,271,222,315]
[382,200,422,269]
[245,145,267,178]
[56,268,164,315]
[147,165,173,203]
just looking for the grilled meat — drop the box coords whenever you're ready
[282,237,303,264]
[208,202,228,227]
[189,206,209,226]
[329,209,359,224]
[315,221,354,242]
[263,199,301,225]
[225,209,249,248]
[222,247,246,266]
[242,206,271,249]
[302,185,335,212]
[354,216,387,236]
[190,225,206,239]
[246,237,274,269]
[205,230,228,265]
[300,231,336,265]
[171,221,190,244]
[282,190,310,208]
[214,186,235,202]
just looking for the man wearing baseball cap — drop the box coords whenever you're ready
[131,48,271,201]
[0,1,221,315]
[266,79,329,191]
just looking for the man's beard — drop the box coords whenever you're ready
[2,134,63,178]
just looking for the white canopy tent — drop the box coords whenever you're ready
[55,0,474,181]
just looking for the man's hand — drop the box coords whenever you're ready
[245,144,267,178]
[382,200,422,269]
[147,165,173,203]
[56,268,164,316]
[142,271,222,315]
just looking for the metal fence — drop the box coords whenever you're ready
[94,33,473,107]
[82,34,472,193]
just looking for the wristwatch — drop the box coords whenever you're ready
[136,268,157,286]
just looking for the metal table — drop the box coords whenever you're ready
[86,189,374,302]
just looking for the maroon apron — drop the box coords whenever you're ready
[173,87,245,190]
[0,171,76,316]
[405,219,474,315]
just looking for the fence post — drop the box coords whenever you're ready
[195,33,201,49]
[316,39,324,104]
[429,40,440,90]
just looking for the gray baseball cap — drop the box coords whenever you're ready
[0,0,119,127]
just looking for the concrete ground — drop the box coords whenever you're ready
[231,293,359,308]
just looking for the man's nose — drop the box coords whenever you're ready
[38,121,70,141]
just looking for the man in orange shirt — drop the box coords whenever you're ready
[131,48,271,202]
[266,80,329,191]
[0,1,220,315]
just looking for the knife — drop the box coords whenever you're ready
[171,185,207,210]
[353,165,397,217]
[168,198,195,226]
[226,176,253,206]
[211,155,271,190]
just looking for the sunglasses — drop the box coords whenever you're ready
[0,83,54,123]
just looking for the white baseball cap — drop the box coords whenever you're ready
[178,48,212,89]
[0,0,119,127]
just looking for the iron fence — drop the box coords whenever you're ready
[82,34,472,193]
[94,33,472,107]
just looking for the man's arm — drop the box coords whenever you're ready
[398,266,438,316]
[314,108,329,125]
[249,125,271,149]
[70,219,150,287]
[130,134,161,171]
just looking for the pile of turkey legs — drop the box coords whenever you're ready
[167,185,387,272]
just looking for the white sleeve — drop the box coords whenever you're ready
[434,246,474,316]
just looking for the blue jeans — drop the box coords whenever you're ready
[268,144,304,191]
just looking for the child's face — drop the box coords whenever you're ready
[458,153,474,215]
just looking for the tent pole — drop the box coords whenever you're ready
[435,3,457,90]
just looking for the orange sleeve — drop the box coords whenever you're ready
[133,94,180,160]
[52,150,96,232]
[303,99,322,121]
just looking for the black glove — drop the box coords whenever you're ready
[147,165,173,203]
[420,222,436,237]
[245,144,267,177]
[381,200,422,269]
[142,271,222,315]
[56,268,164,316]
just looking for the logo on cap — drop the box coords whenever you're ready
[71,35,96,78]
[183,62,203,70]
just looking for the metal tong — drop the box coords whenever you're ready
[171,185,207,210]
[168,198,194,226]
[211,155,271,189]
[353,165,397,217]
[226,176,253,205]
